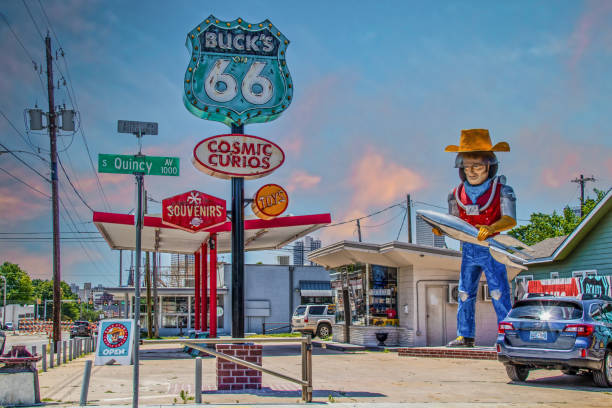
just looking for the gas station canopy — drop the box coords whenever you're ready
[93,212,331,254]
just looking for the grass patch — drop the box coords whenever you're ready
[247,333,302,338]
[42,398,54,402]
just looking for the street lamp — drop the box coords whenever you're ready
[1,275,6,330]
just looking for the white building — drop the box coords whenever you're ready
[416,215,447,248]
[0,304,35,328]
[309,241,518,347]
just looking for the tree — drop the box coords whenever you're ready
[31,279,80,320]
[0,262,33,304]
[509,188,608,245]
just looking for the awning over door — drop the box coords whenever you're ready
[299,280,333,297]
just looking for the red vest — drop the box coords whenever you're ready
[453,178,502,229]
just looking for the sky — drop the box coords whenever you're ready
[1,0,611,287]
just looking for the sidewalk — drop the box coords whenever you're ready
[36,343,612,407]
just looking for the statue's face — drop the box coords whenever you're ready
[462,156,489,185]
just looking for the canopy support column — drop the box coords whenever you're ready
[194,250,201,331]
[201,242,208,331]
[209,233,218,338]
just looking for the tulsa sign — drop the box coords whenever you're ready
[193,134,284,180]
[183,16,293,126]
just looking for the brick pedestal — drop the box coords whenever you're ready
[216,344,262,390]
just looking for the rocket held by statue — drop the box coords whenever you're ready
[416,209,534,278]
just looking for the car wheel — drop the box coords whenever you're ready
[561,368,578,376]
[316,323,332,338]
[506,364,529,382]
[592,349,612,387]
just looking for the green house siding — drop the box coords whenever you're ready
[521,209,612,280]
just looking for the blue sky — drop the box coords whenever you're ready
[1,0,611,287]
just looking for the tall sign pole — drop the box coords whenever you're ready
[45,34,62,349]
[184,16,293,339]
[231,123,245,337]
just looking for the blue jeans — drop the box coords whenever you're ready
[457,243,511,338]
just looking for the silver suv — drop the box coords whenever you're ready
[291,304,335,338]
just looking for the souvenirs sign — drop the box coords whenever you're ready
[252,183,288,220]
[193,134,284,180]
[94,319,134,365]
[183,16,293,126]
[162,190,227,232]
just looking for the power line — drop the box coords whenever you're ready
[57,155,94,212]
[322,201,404,228]
[0,167,50,198]
[0,140,50,182]
[396,208,407,241]
[0,11,46,94]
[21,0,45,41]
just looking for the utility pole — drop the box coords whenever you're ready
[571,174,596,217]
[45,34,62,350]
[406,194,412,243]
[356,219,362,242]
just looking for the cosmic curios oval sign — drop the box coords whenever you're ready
[193,134,284,180]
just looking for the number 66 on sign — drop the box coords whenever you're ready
[183,16,293,127]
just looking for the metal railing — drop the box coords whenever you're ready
[143,336,313,402]
[262,321,290,334]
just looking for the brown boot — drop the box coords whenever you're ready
[446,336,475,347]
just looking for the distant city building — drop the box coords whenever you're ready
[293,241,304,266]
[69,283,79,295]
[292,236,322,266]
[416,215,446,248]
[277,255,290,265]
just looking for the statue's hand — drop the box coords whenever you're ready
[432,227,443,236]
[476,225,495,241]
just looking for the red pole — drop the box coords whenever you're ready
[209,233,217,338]
[201,242,208,331]
[194,250,200,331]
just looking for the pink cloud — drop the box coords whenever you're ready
[286,170,321,192]
[568,0,612,70]
[320,147,426,243]
[348,147,426,209]
[0,246,101,280]
[0,165,49,225]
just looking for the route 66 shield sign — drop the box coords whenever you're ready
[184,16,293,127]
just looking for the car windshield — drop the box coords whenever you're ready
[294,306,307,316]
[508,300,583,321]
[75,322,89,326]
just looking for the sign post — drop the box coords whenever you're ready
[98,120,183,408]
[185,16,293,338]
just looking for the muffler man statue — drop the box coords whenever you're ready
[438,129,517,347]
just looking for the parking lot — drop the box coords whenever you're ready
[34,342,612,407]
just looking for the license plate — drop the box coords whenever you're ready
[529,330,547,340]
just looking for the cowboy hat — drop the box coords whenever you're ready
[444,129,510,153]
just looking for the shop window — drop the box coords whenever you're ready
[550,272,559,279]
[331,263,398,327]
[368,265,398,326]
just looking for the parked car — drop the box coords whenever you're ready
[0,329,5,354]
[70,321,92,338]
[4,322,14,331]
[497,294,612,387]
[291,304,335,338]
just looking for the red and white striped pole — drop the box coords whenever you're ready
[194,250,201,331]
[201,242,208,331]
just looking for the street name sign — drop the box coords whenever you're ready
[192,134,284,180]
[162,190,227,232]
[117,120,158,135]
[98,154,180,176]
[183,16,293,126]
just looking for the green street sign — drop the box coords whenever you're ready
[183,16,293,126]
[98,154,180,176]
